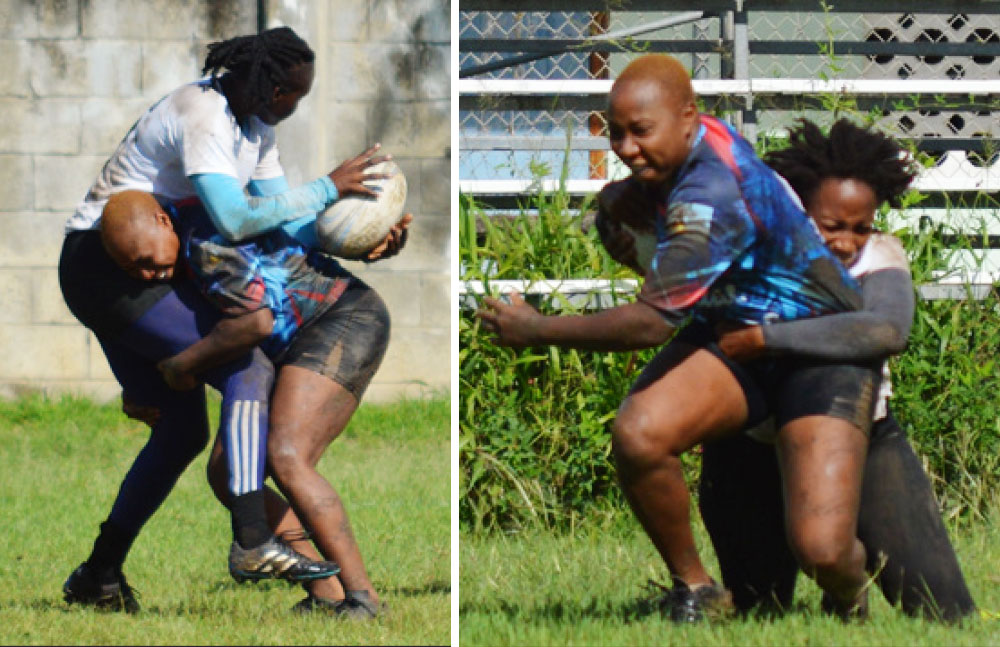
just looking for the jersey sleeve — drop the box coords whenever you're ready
[251,129,284,181]
[248,176,320,248]
[637,197,756,326]
[175,96,243,178]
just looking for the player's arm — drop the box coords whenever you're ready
[480,194,753,352]
[157,309,274,390]
[594,179,648,274]
[189,145,390,243]
[478,293,672,352]
[719,267,914,362]
[189,172,336,242]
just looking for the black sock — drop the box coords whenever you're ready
[85,520,136,580]
[231,490,271,549]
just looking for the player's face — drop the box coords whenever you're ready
[113,212,180,282]
[258,62,315,125]
[809,177,877,268]
[608,78,698,187]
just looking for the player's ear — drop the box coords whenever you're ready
[153,209,174,231]
[679,100,699,138]
[680,99,698,122]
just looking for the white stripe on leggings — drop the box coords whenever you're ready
[241,399,251,495]
[250,400,260,492]
[228,400,242,495]
[228,400,263,496]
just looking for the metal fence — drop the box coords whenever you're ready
[459,2,1000,193]
[459,1,1000,301]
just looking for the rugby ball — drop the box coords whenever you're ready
[315,160,407,258]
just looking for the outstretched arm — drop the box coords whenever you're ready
[477,293,673,352]
[157,309,274,390]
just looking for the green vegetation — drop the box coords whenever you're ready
[0,394,449,646]
[460,178,649,531]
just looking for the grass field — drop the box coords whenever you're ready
[0,394,450,646]
[460,509,1000,646]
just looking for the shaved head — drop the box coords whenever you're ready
[100,190,179,281]
[606,55,700,187]
[612,54,695,109]
[101,191,162,248]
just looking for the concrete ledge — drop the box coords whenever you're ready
[0,379,121,403]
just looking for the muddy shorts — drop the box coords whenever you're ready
[674,323,879,436]
[273,279,390,400]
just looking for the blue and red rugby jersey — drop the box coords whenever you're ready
[167,198,351,356]
[635,114,861,327]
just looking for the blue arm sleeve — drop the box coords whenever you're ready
[190,172,338,242]
[247,176,321,248]
[247,176,290,196]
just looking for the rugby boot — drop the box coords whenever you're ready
[229,535,340,583]
[292,589,381,619]
[661,578,734,623]
[821,588,869,622]
[62,562,140,613]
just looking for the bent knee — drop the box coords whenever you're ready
[788,527,858,575]
[612,400,682,468]
[267,436,310,480]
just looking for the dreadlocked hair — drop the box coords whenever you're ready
[202,27,315,113]
[765,119,918,209]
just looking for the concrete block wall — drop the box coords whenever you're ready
[266,0,451,402]
[0,0,451,402]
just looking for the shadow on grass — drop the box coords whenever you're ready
[3,598,82,614]
[460,592,812,625]
[384,580,451,597]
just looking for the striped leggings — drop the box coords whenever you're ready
[97,282,274,536]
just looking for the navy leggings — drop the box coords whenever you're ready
[96,283,274,536]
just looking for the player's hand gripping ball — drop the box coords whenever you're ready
[316,160,408,258]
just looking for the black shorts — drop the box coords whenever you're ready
[674,323,879,435]
[273,279,390,400]
[59,230,175,338]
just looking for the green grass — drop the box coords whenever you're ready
[460,509,1000,646]
[0,394,450,646]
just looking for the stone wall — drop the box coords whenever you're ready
[0,0,451,402]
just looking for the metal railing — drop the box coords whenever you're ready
[459,2,1000,300]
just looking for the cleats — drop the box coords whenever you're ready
[820,589,869,622]
[293,590,381,620]
[62,563,140,613]
[659,578,733,623]
[229,535,340,583]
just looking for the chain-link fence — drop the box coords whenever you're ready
[459,6,1000,189]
